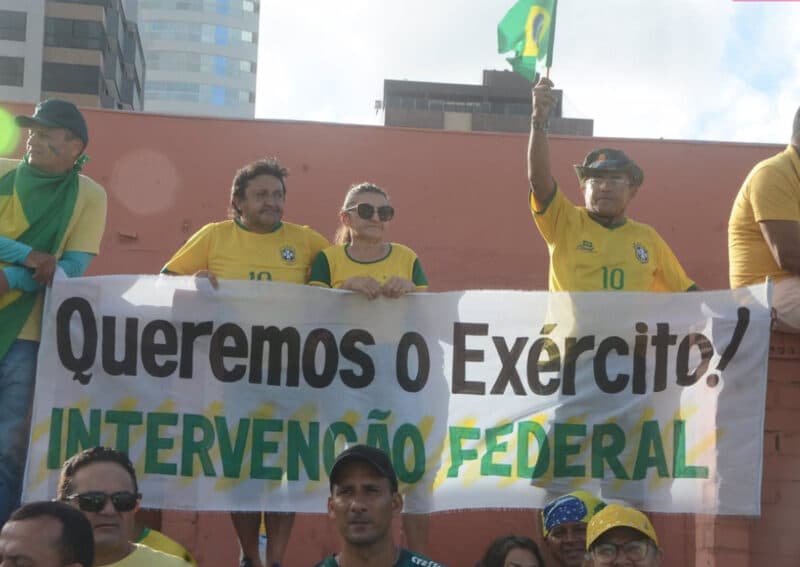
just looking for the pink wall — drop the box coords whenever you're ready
[3,102,793,566]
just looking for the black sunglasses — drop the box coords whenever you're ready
[345,203,395,222]
[66,491,140,512]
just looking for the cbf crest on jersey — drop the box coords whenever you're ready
[280,245,296,264]
[633,242,649,264]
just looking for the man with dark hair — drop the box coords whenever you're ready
[528,78,696,292]
[729,105,800,332]
[315,445,445,567]
[0,500,94,567]
[0,100,107,528]
[162,157,329,567]
[58,447,190,567]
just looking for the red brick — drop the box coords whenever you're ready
[761,480,780,505]
[764,409,800,432]
[749,528,779,554]
[764,432,780,456]
[711,523,750,551]
[777,383,800,409]
[778,431,800,456]
[763,455,800,481]
[703,549,749,567]
[776,480,800,506]
[749,552,798,567]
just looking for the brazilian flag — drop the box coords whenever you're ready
[497,0,558,82]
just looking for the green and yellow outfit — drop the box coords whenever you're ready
[0,156,106,524]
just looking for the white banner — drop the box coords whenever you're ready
[23,276,771,515]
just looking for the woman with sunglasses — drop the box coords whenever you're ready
[309,182,428,298]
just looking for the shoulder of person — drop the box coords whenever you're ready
[77,172,107,196]
[0,157,19,177]
[310,555,337,567]
[131,543,193,566]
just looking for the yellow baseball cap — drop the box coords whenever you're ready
[586,504,659,550]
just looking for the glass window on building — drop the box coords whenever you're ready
[45,17,105,50]
[0,10,26,42]
[0,56,24,87]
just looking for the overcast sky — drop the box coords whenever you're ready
[254,0,800,144]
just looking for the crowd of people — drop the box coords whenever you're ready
[1,82,798,566]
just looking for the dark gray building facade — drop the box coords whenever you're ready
[0,0,144,111]
[383,70,592,136]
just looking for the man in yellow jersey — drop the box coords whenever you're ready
[527,78,696,293]
[58,447,191,567]
[729,106,800,332]
[0,100,107,529]
[162,157,329,567]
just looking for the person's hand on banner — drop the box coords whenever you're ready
[24,250,57,286]
[381,276,416,298]
[342,276,382,299]
[532,77,557,122]
[193,269,219,290]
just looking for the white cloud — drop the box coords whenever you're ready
[255,0,800,143]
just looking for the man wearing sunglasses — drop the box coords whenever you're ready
[57,447,190,567]
[527,77,696,293]
[585,504,662,566]
[162,157,329,567]
[0,500,94,567]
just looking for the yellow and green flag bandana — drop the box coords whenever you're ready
[0,155,85,359]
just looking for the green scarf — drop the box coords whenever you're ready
[0,155,85,360]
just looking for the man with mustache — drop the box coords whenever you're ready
[315,445,445,567]
[57,447,190,567]
[161,156,329,567]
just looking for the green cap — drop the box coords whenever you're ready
[16,99,88,147]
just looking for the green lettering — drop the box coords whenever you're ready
[591,423,628,479]
[181,414,216,477]
[106,410,143,454]
[287,420,319,481]
[673,420,709,479]
[216,417,250,478]
[517,421,550,479]
[632,420,669,480]
[66,409,101,457]
[481,423,513,477]
[392,424,425,484]
[322,422,357,474]
[553,422,586,478]
[251,419,283,480]
[446,426,480,478]
[47,408,64,469]
[145,412,178,475]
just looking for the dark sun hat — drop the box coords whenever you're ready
[15,99,89,147]
[574,148,644,186]
[329,445,398,492]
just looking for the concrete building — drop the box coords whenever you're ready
[137,0,259,118]
[0,0,145,110]
[383,70,592,136]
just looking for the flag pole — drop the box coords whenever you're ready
[545,0,558,79]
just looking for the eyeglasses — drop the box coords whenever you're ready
[65,491,140,512]
[591,540,652,563]
[345,203,395,222]
[585,175,629,187]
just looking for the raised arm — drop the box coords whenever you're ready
[527,77,558,204]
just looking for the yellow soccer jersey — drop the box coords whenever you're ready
[308,243,428,289]
[729,146,800,288]
[0,158,107,341]
[138,527,197,566]
[531,187,695,292]
[162,219,329,283]
[111,544,191,566]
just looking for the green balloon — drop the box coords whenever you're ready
[0,106,21,155]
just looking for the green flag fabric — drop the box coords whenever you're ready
[497,0,557,82]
